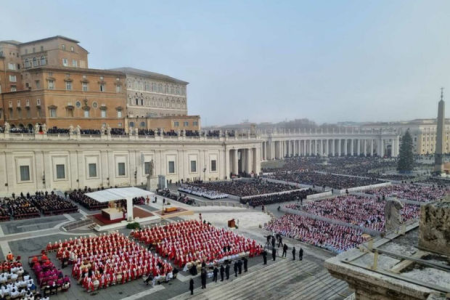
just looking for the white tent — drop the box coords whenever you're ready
[85,187,154,221]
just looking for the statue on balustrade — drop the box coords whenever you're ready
[384,199,404,233]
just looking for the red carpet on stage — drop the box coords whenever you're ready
[92,214,125,225]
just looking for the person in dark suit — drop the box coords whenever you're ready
[201,269,207,289]
[282,244,288,258]
[299,248,303,261]
[243,257,248,272]
[262,250,267,265]
[189,278,194,295]
[213,266,218,283]
[237,259,242,274]
[233,260,238,277]
[272,248,276,261]
[220,265,224,281]
[292,247,296,261]
[225,263,230,280]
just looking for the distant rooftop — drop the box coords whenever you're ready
[109,67,188,85]
[19,35,80,45]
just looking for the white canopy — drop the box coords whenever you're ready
[85,187,154,221]
[85,187,154,203]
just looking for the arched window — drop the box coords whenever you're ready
[24,59,30,68]
[141,99,144,106]
[41,56,46,65]
[135,99,139,105]
[140,122,145,127]
[129,122,135,128]
[32,57,37,67]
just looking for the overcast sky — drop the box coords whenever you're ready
[1,0,449,126]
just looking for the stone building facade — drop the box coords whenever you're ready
[0,132,261,194]
[362,118,450,155]
[0,66,126,130]
[110,67,189,118]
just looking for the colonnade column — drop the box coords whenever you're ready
[363,140,367,156]
[344,139,347,156]
[233,149,239,175]
[246,148,252,173]
[351,139,354,156]
[370,139,374,156]
[303,140,307,156]
[309,139,312,156]
[357,139,360,156]
[332,139,335,156]
[338,139,341,156]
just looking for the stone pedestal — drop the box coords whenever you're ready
[418,200,450,256]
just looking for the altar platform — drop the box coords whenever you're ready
[90,206,160,230]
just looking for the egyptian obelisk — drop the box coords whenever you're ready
[434,88,445,174]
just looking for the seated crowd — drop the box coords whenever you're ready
[30,253,70,296]
[156,189,196,205]
[49,232,172,292]
[365,184,450,202]
[287,195,420,232]
[0,255,39,299]
[178,184,228,199]
[31,193,78,215]
[69,189,108,210]
[131,220,262,268]
[184,179,297,198]
[265,214,368,253]
[241,189,316,207]
[269,171,381,190]
[0,197,40,220]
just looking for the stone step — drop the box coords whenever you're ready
[194,259,320,300]
[240,262,320,300]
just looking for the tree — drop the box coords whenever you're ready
[397,130,414,173]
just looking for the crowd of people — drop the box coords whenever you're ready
[265,214,368,253]
[69,189,108,210]
[156,189,196,205]
[0,256,41,300]
[131,220,262,268]
[183,179,298,198]
[30,253,70,297]
[49,232,172,292]
[268,171,381,190]
[365,184,450,203]
[241,189,316,207]
[287,195,420,232]
[178,184,228,199]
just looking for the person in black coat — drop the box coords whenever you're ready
[299,248,303,261]
[201,269,207,289]
[225,263,230,280]
[189,278,194,295]
[220,265,224,281]
[262,250,267,265]
[213,266,218,283]
[237,259,242,274]
[272,247,276,261]
[243,257,248,272]
[292,247,296,261]
[271,237,275,248]
[233,260,238,277]
[278,236,283,248]
[282,244,288,258]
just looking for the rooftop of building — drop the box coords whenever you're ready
[109,67,188,85]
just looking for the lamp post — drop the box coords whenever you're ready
[203,167,206,182]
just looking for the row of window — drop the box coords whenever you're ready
[18,159,218,182]
[24,57,47,68]
[23,45,45,55]
[49,108,122,118]
[45,80,121,93]
[128,80,186,96]
[173,121,198,127]
[131,98,185,109]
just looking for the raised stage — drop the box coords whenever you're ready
[90,206,160,230]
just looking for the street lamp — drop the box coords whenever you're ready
[203,167,206,182]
